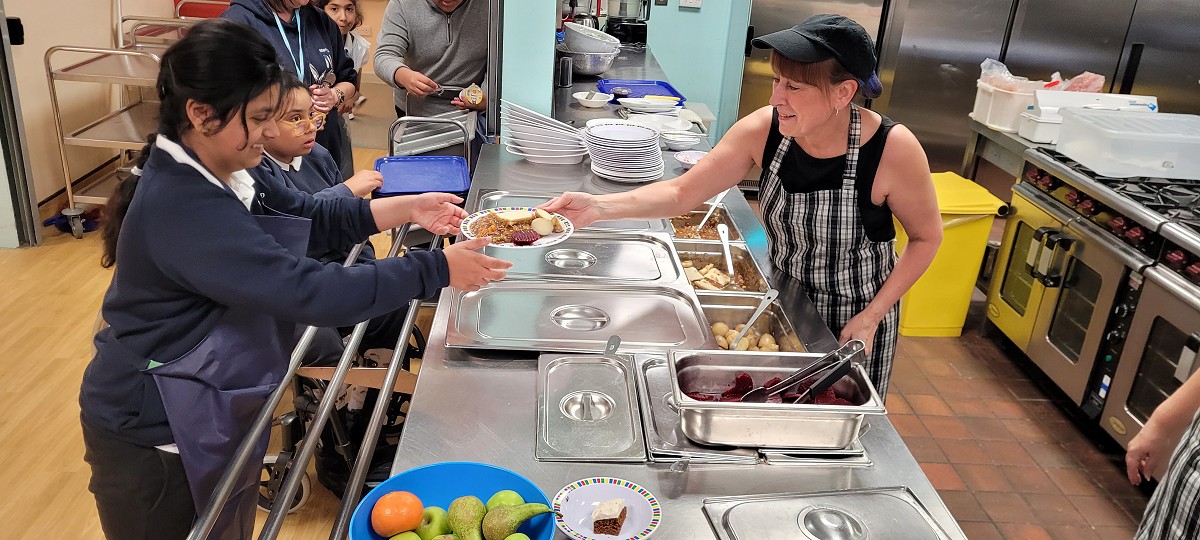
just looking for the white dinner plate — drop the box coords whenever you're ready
[460,206,575,248]
[553,477,661,540]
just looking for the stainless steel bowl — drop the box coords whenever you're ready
[556,44,619,76]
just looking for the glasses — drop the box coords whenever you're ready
[279,111,327,135]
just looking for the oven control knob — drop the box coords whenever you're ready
[1125,227,1146,246]
[1077,199,1096,216]
[1109,216,1128,234]
[1188,262,1200,283]
[1167,250,1188,270]
[1027,168,1047,183]
[1106,330,1127,343]
[1113,304,1132,317]
[1065,190,1081,206]
[1037,175,1056,191]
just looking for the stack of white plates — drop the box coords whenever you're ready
[500,100,587,165]
[583,122,665,182]
[618,98,681,114]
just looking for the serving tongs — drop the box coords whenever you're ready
[740,339,865,403]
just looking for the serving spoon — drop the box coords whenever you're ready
[727,288,779,352]
[717,224,735,277]
[696,189,730,230]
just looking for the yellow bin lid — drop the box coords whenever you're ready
[930,172,1008,216]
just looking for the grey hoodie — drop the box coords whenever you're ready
[373,0,488,116]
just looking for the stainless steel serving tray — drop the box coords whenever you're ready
[444,283,716,353]
[536,352,646,462]
[484,231,686,287]
[669,205,742,241]
[675,240,769,293]
[668,350,885,449]
[476,189,669,232]
[702,487,953,540]
[698,292,805,352]
[633,354,759,463]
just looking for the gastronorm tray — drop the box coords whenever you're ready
[536,352,646,462]
[668,350,884,449]
[484,231,686,286]
[697,293,805,352]
[444,283,715,353]
[675,240,769,293]
[669,205,741,241]
[702,487,953,540]
[633,354,759,464]
[476,190,669,232]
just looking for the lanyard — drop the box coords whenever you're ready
[273,9,304,81]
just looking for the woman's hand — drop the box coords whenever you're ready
[343,170,383,197]
[838,310,882,356]
[539,192,603,228]
[408,192,468,235]
[442,237,513,292]
[1126,418,1173,484]
[310,84,336,113]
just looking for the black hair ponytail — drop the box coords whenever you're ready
[100,19,284,267]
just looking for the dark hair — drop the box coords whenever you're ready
[277,72,310,111]
[101,19,285,267]
[312,0,364,31]
[770,52,882,99]
[262,0,292,14]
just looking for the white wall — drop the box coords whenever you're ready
[8,0,170,203]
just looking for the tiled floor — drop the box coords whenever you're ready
[888,300,1151,539]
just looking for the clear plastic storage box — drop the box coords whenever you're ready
[1057,109,1200,180]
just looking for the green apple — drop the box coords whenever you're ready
[505,534,531,540]
[485,490,525,511]
[415,506,452,540]
[389,533,420,540]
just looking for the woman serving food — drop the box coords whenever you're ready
[542,14,942,395]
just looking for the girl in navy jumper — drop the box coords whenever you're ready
[79,19,509,540]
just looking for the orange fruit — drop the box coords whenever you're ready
[371,491,424,537]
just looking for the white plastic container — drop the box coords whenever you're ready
[969,80,1035,133]
[1057,109,1200,179]
[1018,112,1060,143]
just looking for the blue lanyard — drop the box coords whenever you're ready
[273,9,304,81]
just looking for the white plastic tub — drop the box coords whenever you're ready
[1018,112,1060,143]
[970,80,1035,133]
[1057,108,1200,180]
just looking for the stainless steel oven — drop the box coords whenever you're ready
[1025,211,1151,405]
[1102,259,1200,453]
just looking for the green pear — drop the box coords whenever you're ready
[447,495,486,540]
[505,535,531,540]
[416,506,452,540]
[486,490,525,511]
[481,503,551,540]
[431,536,457,540]
[389,533,421,540]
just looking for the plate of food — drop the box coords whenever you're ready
[460,206,575,247]
[553,477,661,540]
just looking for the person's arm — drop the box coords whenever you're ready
[311,8,357,113]
[838,125,942,351]
[1127,369,1200,484]
[541,107,772,227]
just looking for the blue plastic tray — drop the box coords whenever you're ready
[596,78,687,103]
[373,156,470,197]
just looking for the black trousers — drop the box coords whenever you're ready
[82,419,196,540]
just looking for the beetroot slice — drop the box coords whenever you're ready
[721,372,754,399]
[763,376,783,388]
[510,229,540,245]
[685,392,718,402]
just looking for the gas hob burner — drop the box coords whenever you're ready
[1037,148,1200,213]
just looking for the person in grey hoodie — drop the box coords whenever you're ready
[373,0,489,118]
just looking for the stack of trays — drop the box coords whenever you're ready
[583,122,665,182]
[500,99,588,165]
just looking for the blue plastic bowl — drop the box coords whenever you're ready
[349,461,555,540]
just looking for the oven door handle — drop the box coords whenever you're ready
[1026,226,1058,278]
[1031,231,1064,284]
[1175,333,1200,383]
[1040,234,1075,288]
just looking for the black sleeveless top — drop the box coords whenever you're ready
[761,111,898,242]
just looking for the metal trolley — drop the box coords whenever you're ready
[188,116,473,540]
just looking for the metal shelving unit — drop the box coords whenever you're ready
[45,45,160,237]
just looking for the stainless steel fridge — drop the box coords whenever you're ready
[1114,0,1200,116]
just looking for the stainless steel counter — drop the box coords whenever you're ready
[391,49,964,539]
[960,117,1052,181]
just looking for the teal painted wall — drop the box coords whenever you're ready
[646,0,752,141]
[501,1,557,115]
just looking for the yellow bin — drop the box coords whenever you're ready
[894,172,1007,337]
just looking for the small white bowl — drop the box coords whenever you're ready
[663,137,700,151]
[573,91,614,108]
[675,150,708,170]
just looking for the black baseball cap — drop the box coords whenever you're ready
[751,14,877,81]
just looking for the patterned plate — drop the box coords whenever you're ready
[553,477,661,540]
[460,206,575,248]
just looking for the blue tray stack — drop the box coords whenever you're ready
[596,78,687,104]
[373,156,471,200]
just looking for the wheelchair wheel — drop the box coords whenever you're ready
[258,453,310,513]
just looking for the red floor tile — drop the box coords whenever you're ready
[957,463,1013,492]
[929,375,977,397]
[964,417,1016,441]
[959,521,1004,540]
[1068,496,1136,528]
[987,399,1032,419]
[946,396,996,418]
[1094,525,1139,539]
[995,523,1052,540]
[938,489,989,522]
[1002,418,1059,443]
[951,357,999,379]
[1021,442,1082,470]
[938,438,991,465]
[1023,493,1088,525]
[975,491,1036,522]
[891,414,931,438]
[1043,525,1100,539]
[903,436,948,463]
[968,377,1015,399]
[916,357,959,378]
[921,462,966,491]
[923,416,973,439]
[1046,468,1104,497]
[983,440,1038,467]
[1002,466,1060,494]
[886,393,913,414]
[908,394,954,416]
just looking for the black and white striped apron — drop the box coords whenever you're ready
[1137,409,1200,539]
[759,105,899,396]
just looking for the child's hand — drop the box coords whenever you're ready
[343,170,383,197]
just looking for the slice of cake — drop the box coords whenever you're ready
[592,498,627,536]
